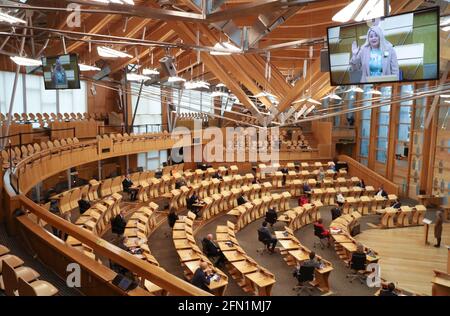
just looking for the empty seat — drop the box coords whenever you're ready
[17,277,58,296]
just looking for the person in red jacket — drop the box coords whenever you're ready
[314,218,331,242]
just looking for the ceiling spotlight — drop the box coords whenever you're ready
[93,0,135,4]
[210,42,241,55]
[97,46,132,58]
[10,56,42,66]
[168,76,186,83]
[126,73,150,81]
[368,88,382,95]
[142,68,159,75]
[0,12,26,24]
[345,86,364,93]
[79,63,101,71]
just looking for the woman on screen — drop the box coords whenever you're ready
[350,25,399,83]
[51,58,67,87]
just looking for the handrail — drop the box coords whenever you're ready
[338,154,399,195]
[18,195,211,296]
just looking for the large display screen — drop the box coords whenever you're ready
[327,7,439,86]
[41,54,80,90]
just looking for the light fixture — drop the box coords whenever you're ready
[126,73,150,81]
[253,91,278,99]
[79,63,101,71]
[10,56,42,66]
[332,0,364,22]
[93,0,135,4]
[168,76,186,83]
[368,88,382,95]
[440,95,450,98]
[321,94,342,100]
[211,91,229,97]
[295,105,308,119]
[97,46,132,58]
[445,100,450,104]
[345,86,364,93]
[216,83,226,88]
[0,12,26,24]
[142,68,159,75]
[184,80,210,90]
[210,42,241,55]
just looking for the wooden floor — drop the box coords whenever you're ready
[355,224,450,295]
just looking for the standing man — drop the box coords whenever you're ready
[434,211,444,248]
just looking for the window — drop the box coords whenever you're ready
[359,85,373,162]
[0,71,87,115]
[173,89,214,114]
[376,86,392,163]
[137,150,168,171]
[131,83,162,133]
[396,85,413,156]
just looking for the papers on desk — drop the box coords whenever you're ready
[210,274,220,282]
[422,218,432,225]
[330,227,342,234]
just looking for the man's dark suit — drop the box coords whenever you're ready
[122,178,138,200]
[257,226,277,250]
[111,214,126,236]
[78,199,91,215]
[265,208,277,225]
[191,267,211,292]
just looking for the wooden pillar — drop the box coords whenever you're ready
[385,84,400,181]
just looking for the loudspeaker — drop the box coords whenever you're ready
[159,56,177,77]
[320,49,330,72]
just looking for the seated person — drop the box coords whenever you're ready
[303,182,312,196]
[111,210,127,237]
[317,167,325,183]
[330,205,342,220]
[376,185,388,198]
[336,193,345,207]
[212,172,223,180]
[167,208,179,229]
[298,195,309,206]
[257,221,278,253]
[175,178,186,189]
[265,207,278,226]
[122,174,138,201]
[202,234,226,267]
[379,282,398,296]
[77,193,91,215]
[328,162,336,172]
[350,243,367,271]
[301,251,322,269]
[187,193,200,214]
[391,199,401,209]
[313,219,331,242]
[357,179,366,189]
[191,261,214,292]
[293,252,322,286]
[237,194,248,206]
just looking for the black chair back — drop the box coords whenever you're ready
[350,252,366,271]
[297,265,315,283]
[313,224,324,238]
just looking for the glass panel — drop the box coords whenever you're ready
[360,139,369,157]
[376,150,387,163]
[378,125,389,138]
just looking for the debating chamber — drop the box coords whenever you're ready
[0,0,450,299]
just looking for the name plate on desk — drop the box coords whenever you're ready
[423,218,432,225]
